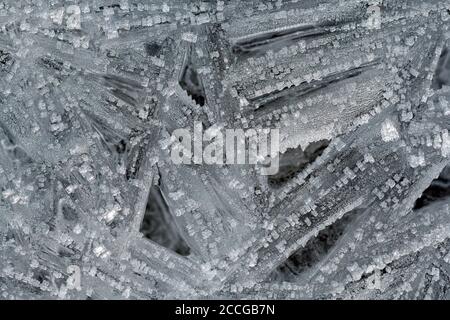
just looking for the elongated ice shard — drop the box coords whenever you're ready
[0,0,450,300]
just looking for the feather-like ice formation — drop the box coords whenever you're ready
[0,0,450,299]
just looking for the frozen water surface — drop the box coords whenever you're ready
[0,0,450,299]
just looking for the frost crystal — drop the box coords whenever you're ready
[0,0,450,300]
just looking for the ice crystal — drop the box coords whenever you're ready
[0,0,450,300]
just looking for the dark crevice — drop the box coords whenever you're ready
[87,111,130,162]
[232,25,329,56]
[179,45,206,107]
[145,43,162,57]
[97,4,120,12]
[62,205,78,221]
[231,14,366,59]
[179,63,206,106]
[0,50,11,64]
[432,46,450,89]
[269,139,330,187]
[39,57,63,71]
[125,137,148,180]
[140,185,191,256]
[413,165,450,210]
[269,209,360,282]
[251,60,380,118]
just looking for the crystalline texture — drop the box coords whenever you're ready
[0,0,449,300]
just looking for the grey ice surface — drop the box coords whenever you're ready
[1,0,450,300]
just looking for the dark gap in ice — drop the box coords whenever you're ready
[125,140,146,180]
[39,57,63,71]
[179,63,206,106]
[33,270,49,284]
[432,46,450,89]
[231,15,365,58]
[232,25,329,56]
[61,205,78,222]
[57,247,74,258]
[251,60,380,118]
[10,146,33,165]
[97,4,120,12]
[269,139,330,187]
[0,120,33,164]
[0,50,12,70]
[269,210,360,282]
[87,111,130,165]
[413,165,450,210]
[145,43,162,57]
[140,185,191,256]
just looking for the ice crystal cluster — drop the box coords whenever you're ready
[1,0,450,300]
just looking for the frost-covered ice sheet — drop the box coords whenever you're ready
[1,0,450,300]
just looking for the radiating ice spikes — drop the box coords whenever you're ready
[0,0,450,300]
